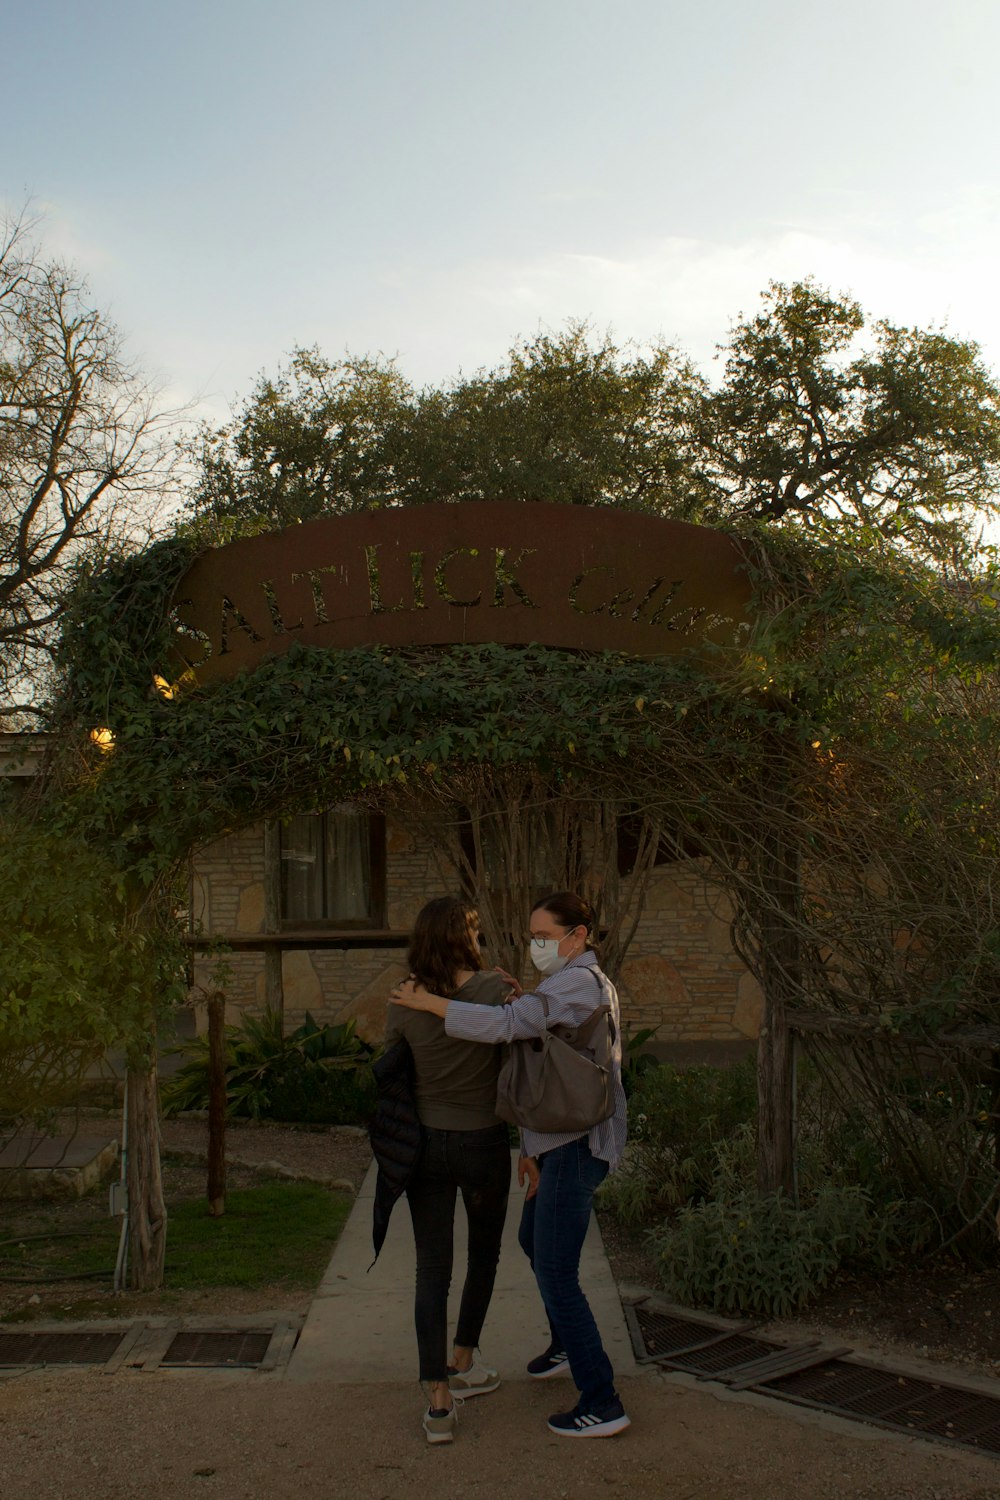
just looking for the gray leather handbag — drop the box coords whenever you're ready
[495,984,616,1134]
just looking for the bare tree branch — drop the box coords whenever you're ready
[0,211,185,723]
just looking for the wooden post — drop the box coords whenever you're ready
[757,1002,794,1195]
[755,756,800,1198]
[126,1043,168,1290]
[262,820,284,1024]
[206,989,227,1217]
[988,1049,1000,1179]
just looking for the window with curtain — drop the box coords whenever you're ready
[279,805,385,927]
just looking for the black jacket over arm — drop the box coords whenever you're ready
[368,1037,422,1265]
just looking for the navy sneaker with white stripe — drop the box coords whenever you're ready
[547,1394,630,1438]
[526,1344,569,1379]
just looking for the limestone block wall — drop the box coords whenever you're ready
[189,815,453,1039]
[384,817,450,933]
[282,948,413,1038]
[617,859,762,1042]
[190,825,267,1012]
[190,825,267,944]
[189,825,762,1044]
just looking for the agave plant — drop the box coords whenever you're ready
[161,1008,376,1124]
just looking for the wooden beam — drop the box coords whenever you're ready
[262,821,284,1025]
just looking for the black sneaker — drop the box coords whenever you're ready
[547,1394,630,1438]
[526,1344,569,1379]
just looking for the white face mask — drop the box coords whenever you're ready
[531,937,567,975]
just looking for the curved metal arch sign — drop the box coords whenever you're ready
[168,502,752,685]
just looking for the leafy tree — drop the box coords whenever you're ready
[189,324,711,527]
[0,211,179,724]
[0,807,182,1130]
[188,285,1000,573]
[0,792,186,1279]
[703,279,1000,570]
[192,350,412,527]
[386,326,709,517]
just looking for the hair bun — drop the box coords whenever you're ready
[530,890,594,934]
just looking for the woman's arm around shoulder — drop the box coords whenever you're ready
[391,975,544,1042]
[456,969,515,1007]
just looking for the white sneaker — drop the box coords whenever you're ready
[448,1357,500,1397]
[423,1394,462,1444]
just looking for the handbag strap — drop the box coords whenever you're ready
[573,1001,612,1048]
[581,965,617,1046]
[538,966,615,1048]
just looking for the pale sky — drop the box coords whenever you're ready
[3,0,1000,425]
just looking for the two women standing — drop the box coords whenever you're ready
[388,890,630,1442]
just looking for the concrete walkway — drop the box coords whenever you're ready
[287,1151,637,1386]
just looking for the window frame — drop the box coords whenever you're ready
[616,812,704,877]
[277,807,387,931]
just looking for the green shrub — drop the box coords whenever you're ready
[265,1055,377,1125]
[642,1118,933,1317]
[651,1177,902,1319]
[1,815,185,1133]
[599,1059,757,1225]
[600,1055,954,1300]
[789,1060,981,1258]
[161,1008,376,1125]
[621,1026,663,1097]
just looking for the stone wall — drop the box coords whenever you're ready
[189,815,453,1042]
[616,859,762,1042]
[189,827,762,1045]
[191,824,266,942]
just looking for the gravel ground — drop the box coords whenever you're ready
[2,1366,998,1500]
[158,1116,374,1189]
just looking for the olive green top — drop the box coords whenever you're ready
[384,969,510,1131]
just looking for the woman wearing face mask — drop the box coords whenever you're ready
[391,891,630,1439]
[383,895,513,1445]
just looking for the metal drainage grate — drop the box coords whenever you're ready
[627,1303,1000,1460]
[0,1330,124,1366]
[161,1330,274,1368]
[666,1332,779,1376]
[629,1305,778,1372]
[767,1360,1000,1455]
[0,1321,300,1373]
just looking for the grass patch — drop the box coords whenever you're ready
[166,1182,351,1289]
[0,1180,351,1294]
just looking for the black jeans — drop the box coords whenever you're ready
[405,1122,511,1382]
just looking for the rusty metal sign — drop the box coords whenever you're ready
[167,502,752,685]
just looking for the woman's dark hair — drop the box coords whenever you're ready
[530,891,595,946]
[408,896,482,996]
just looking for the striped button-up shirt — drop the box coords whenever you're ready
[443,950,628,1170]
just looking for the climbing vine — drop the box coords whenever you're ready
[27,514,1000,1256]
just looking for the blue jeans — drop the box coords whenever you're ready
[405,1123,511,1382]
[518,1136,615,1410]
